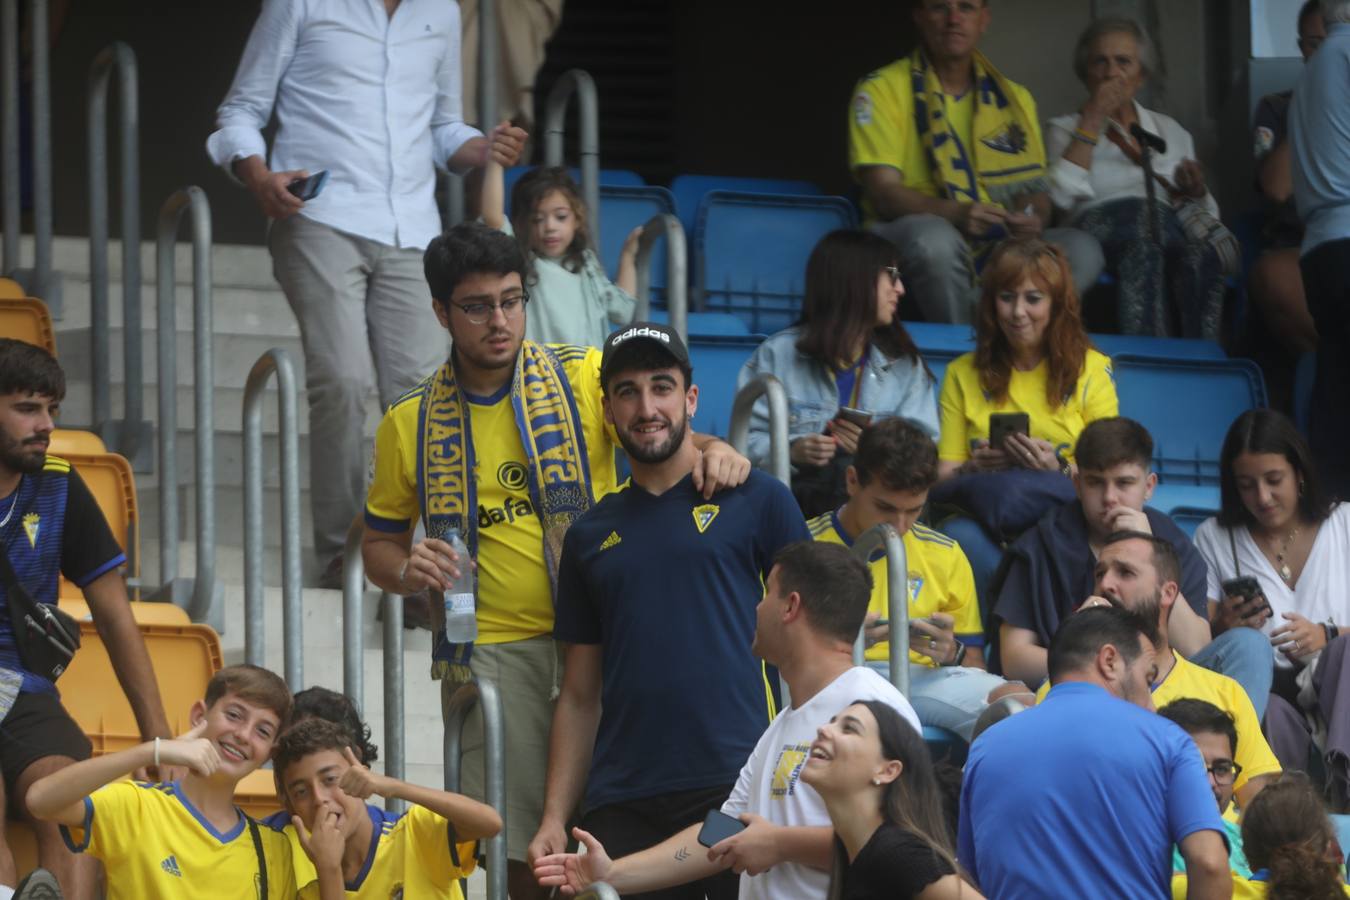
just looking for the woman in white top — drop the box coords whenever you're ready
[1194,409,1349,780]
[1045,18,1225,339]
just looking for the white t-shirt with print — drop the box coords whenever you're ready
[720,666,922,900]
[1194,502,1350,669]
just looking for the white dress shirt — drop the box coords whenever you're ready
[1045,101,1219,220]
[206,0,483,250]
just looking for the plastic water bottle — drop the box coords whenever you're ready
[442,529,478,643]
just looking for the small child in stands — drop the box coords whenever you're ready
[482,149,641,347]
[25,665,325,899]
[273,718,500,898]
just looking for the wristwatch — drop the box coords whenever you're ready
[945,640,968,667]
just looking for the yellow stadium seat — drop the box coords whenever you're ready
[49,429,106,456]
[58,597,190,627]
[61,622,223,755]
[56,451,138,602]
[0,297,56,356]
[0,277,25,298]
[235,769,283,820]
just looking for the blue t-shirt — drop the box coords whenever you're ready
[553,469,810,811]
[959,681,1225,900]
[0,459,125,693]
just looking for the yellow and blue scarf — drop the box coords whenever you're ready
[910,48,1048,267]
[419,340,594,682]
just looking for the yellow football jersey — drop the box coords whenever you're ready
[63,780,295,900]
[809,511,982,667]
[290,804,477,899]
[937,349,1118,464]
[364,344,618,644]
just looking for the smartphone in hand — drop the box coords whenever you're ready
[1221,576,1272,618]
[287,170,329,201]
[697,809,747,848]
[834,407,873,429]
[989,412,1030,451]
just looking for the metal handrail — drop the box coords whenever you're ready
[444,678,507,900]
[576,885,621,900]
[382,591,405,811]
[542,69,599,244]
[2,0,58,314]
[154,188,216,624]
[850,524,911,697]
[476,0,497,130]
[88,42,144,464]
[242,348,302,687]
[342,517,365,712]
[728,374,790,486]
[632,213,687,343]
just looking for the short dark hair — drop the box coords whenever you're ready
[600,341,693,396]
[423,221,527,308]
[292,686,377,765]
[204,664,292,730]
[771,541,873,644]
[852,417,939,493]
[1299,0,1325,33]
[1047,605,1152,684]
[0,338,65,400]
[274,718,357,799]
[1075,417,1153,472]
[1218,408,1332,529]
[1158,698,1238,758]
[1103,529,1181,587]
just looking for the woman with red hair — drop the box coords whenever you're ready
[937,238,1118,480]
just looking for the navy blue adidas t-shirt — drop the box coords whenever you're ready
[553,468,810,812]
[0,458,125,692]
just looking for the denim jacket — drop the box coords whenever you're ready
[735,327,939,467]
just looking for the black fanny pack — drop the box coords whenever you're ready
[0,498,81,682]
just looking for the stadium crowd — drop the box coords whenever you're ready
[0,0,1348,898]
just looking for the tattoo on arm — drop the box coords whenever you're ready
[674,846,689,862]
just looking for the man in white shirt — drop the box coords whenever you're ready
[207,0,525,581]
[532,540,921,900]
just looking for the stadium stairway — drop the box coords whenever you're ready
[17,236,452,832]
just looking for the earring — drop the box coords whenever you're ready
[872,778,880,786]
[1300,479,1306,496]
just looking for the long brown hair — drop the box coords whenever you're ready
[794,230,923,371]
[508,166,592,277]
[973,238,1091,407]
[1242,775,1345,900]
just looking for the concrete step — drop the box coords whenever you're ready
[51,278,292,335]
[20,234,278,290]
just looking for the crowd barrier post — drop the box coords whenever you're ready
[88,42,147,463]
[2,0,59,315]
[241,348,302,685]
[849,523,910,696]
[728,374,790,486]
[542,69,599,244]
[342,518,365,712]
[632,213,687,342]
[153,188,218,625]
[381,591,406,811]
[575,885,621,900]
[443,678,507,900]
[476,0,498,131]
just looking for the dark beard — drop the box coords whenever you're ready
[618,411,689,465]
[0,434,45,475]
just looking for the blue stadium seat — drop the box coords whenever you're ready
[923,725,967,765]
[1092,334,1227,360]
[596,185,676,303]
[921,348,962,402]
[1113,355,1267,486]
[687,336,766,439]
[501,165,645,204]
[649,310,755,338]
[672,174,823,236]
[906,322,976,355]
[695,192,858,336]
[1166,506,1216,538]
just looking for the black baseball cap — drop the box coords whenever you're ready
[599,322,691,386]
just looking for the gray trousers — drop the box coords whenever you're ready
[872,213,1106,324]
[269,214,449,559]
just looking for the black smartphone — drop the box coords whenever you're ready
[287,169,329,201]
[834,407,873,428]
[989,412,1030,451]
[908,617,931,635]
[697,809,747,848]
[1221,576,1272,616]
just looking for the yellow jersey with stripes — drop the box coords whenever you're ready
[61,780,296,900]
[364,344,618,644]
[808,511,982,666]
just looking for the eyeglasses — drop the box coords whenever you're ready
[884,266,902,286]
[1206,760,1243,786]
[452,291,530,325]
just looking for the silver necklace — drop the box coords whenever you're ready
[0,487,18,530]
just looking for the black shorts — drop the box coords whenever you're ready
[581,784,739,900]
[0,690,91,797]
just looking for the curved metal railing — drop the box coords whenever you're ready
[444,678,507,900]
[542,69,600,243]
[632,213,688,342]
[849,523,911,696]
[728,374,790,486]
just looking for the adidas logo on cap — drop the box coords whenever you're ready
[610,325,671,346]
